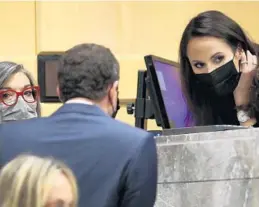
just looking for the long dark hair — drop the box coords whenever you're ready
[179,10,259,125]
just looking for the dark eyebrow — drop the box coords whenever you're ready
[210,52,223,60]
[191,52,223,64]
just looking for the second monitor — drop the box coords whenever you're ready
[144,55,193,129]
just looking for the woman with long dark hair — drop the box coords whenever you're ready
[180,10,259,126]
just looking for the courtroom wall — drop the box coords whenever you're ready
[1,1,259,129]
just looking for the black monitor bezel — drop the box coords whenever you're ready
[37,52,64,103]
[144,55,180,129]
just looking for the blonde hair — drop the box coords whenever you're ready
[0,154,78,207]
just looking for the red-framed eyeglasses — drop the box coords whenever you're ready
[0,86,40,107]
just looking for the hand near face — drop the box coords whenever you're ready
[239,50,258,73]
[234,50,258,107]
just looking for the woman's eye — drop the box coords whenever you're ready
[194,62,205,69]
[24,90,33,96]
[2,92,12,99]
[214,55,224,64]
[3,93,10,98]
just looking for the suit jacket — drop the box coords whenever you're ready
[0,103,157,207]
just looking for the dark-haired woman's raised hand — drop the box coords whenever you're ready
[234,50,257,107]
[234,50,258,126]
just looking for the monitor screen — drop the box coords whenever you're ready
[38,53,63,102]
[45,60,59,97]
[145,55,193,128]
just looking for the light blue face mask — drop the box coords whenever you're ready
[0,97,38,123]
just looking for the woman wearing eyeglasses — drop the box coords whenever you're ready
[0,61,40,123]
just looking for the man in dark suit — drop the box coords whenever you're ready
[0,43,157,207]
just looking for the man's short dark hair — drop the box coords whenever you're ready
[58,43,119,102]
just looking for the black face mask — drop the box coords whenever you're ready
[111,98,120,118]
[195,60,241,96]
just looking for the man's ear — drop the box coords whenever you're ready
[56,85,63,102]
[113,80,119,90]
[108,81,118,97]
[107,81,119,96]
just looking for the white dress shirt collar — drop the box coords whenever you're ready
[66,99,94,105]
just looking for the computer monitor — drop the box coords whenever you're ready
[37,52,63,103]
[144,55,193,129]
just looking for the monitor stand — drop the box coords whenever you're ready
[127,70,161,132]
